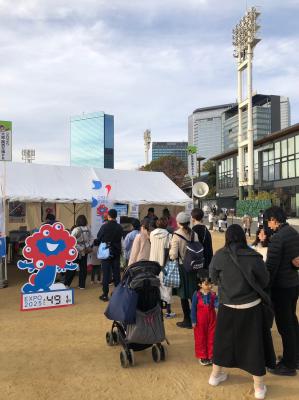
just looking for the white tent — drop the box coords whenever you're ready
[4,162,191,205]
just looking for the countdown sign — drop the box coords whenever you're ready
[21,288,74,311]
[17,222,78,311]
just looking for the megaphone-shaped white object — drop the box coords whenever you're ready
[192,182,209,198]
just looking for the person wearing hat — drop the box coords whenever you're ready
[169,211,199,329]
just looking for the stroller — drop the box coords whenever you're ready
[105,260,168,368]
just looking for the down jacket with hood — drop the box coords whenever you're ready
[209,245,269,305]
[149,228,172,267]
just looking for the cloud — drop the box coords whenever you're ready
[0,0,298,169]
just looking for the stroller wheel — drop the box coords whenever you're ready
[158,344,167,361]
[106,332,114,346]
[120,350,129,368]
[152,344,161,363]
[128,349,135,366]
[112,330,119,345]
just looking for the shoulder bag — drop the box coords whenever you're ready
[228,250,274,328]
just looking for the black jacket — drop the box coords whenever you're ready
[192,224,213,268]
[266,223,299,288]
[209,246,269,305]
[97,220,123,257]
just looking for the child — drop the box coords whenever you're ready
[191,277,218,366]
[89,243,101,284]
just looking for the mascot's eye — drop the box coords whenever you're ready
[25,247,31,252]
[36,260,44,268]
[43,230,50,236]
[69,249,76,256]
[55,224,62,230]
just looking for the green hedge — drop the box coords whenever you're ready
[236,200,272,217]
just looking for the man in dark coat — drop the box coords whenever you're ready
[97,209,123,302]
[191,208,213,270]
[264,206,299,376]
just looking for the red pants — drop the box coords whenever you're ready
[194,299,216,359]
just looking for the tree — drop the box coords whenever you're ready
[139,156,187,188]
[201,160,216,198]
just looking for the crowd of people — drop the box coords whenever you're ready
[50,205,298,399]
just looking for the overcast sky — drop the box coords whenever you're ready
[1,0,298,169]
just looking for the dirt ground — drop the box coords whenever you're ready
[1,231,299,400]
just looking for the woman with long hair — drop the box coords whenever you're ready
[209,224,275,400]
[64,215,92,289]
[128,219,151,265]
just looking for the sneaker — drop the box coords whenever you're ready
[254,385,267,400]
[176,320,192,329]
[78,287,85,290]
[208,372,228,386]
[199,359,210,366]
[99,294,109,302]
[90,281,94,285]
[268,361,297,376]
[96,280,101,284]
[165,312,176,319]
[207,359,213,365]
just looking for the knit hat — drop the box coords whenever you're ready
[176,212,190,224]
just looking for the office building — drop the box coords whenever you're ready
[152,142,188,165]
[188,104,235,160]
[211,123,299,216]
[222,94,291,151]
[70,111,114,169]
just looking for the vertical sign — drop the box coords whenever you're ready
[91,181,113,238]
[187,145,197,178]
[0,121,12,161]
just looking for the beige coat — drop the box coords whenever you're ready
[149,228,172,267]
[128,232,151,265]
[169,227,198,262]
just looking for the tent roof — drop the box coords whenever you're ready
[3,162,191,206]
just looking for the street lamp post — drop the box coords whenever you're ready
[232,7,261,199]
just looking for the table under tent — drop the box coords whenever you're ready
[1,162,192,286]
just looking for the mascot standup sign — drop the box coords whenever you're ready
[18,222,78,311]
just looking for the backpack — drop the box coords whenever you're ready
[174,232,205,273]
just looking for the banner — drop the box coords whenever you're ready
[90,180,113,238]
[0,121,12,161]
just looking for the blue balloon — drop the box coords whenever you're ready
[92,180,102,190]
[91,197,98,208]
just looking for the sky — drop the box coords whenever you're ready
[1,0,299,170]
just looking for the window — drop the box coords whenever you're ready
[9,201,26,223]
[218,157,234,189]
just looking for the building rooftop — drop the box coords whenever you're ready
[193,103,236,114]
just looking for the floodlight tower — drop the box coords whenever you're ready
[232,7,261,199]
[22,149,36,163]
[144,129,151,166]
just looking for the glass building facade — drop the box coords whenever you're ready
[188,104,235,160]
[152,142,188,165]
[70,112,114,169]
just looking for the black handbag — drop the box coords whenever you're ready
[228,250,274,328]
